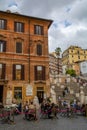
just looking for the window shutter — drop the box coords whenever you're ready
[4,20,7,30]
[3,41,6,52]
[22,23,24,32]
[42,66,45,80]
[41,26,44,35]
[34,66,37,80]
[34,25,36,34]
[13,64,16,80]
[1,64,6,79]
[21,65,24,80]
[14,22,16,32]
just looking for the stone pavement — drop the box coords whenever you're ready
[0,115,87,130]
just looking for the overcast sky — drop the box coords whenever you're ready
[0,0,87,53]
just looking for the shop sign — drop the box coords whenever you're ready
[26,84,33,96]
[6,90,12,105]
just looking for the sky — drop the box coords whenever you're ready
[0,0,87,53]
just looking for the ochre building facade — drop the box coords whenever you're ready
[0,10,53,105]
[62,46,87,75]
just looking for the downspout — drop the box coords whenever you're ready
[28,20,30,83]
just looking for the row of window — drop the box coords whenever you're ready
[70,50,86,54]
[71,55,86,59]
[0,40,42,55]
[0,19,44,35]
[0,64,46,80]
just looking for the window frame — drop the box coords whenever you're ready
[16,42,22,53]
[0,40,6,52]
[34,65,45,81]
[34,25,44,35]
[0,19,7,30]
[14,22,24,32]
[13,64,24,80]
[37,44,42,55]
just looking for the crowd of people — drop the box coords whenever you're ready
[1,97,87,123]
[58,99,87,117]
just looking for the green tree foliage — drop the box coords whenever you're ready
[66,69,76,77]
[55,47,61,57]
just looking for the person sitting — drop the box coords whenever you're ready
[51,103,59,119]
[0,102,4,109]
[28,101,36,120]
[23,101,29,119]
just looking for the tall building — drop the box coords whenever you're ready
[49,52,62,76]
[62,45,87,75]
[0,10,53,105]
[49,53,62,103]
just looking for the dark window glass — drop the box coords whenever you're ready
[34,66,45,80]
[34,25,43,35]
[14,22,24,32]
[0,40,6,52]
[16,42,22,53]
[37,44,42,55]
[0,19,7,29]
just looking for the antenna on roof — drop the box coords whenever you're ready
[6,10,11,13]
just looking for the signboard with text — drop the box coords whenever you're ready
[26,84,33,96]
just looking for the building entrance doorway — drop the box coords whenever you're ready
[37,87,44,103]
[0,85,3,103]
[14,87,22,102]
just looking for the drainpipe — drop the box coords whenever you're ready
[28,20,30,84]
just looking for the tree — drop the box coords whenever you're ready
[66,69,76,77]
[55,47,61,57]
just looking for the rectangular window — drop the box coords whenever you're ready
[37,44,42,55]
[16,42,22,53]
[14,22,24,32]
[0,19,7,29]
[0,63,6,79]
[34,25,43,35]
[78,56,80,59]
[13,64,24,80]
[0,41,6,52]
[16,65,21,80]
[34,66,45,80]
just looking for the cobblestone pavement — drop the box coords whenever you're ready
[0,115,87,130]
